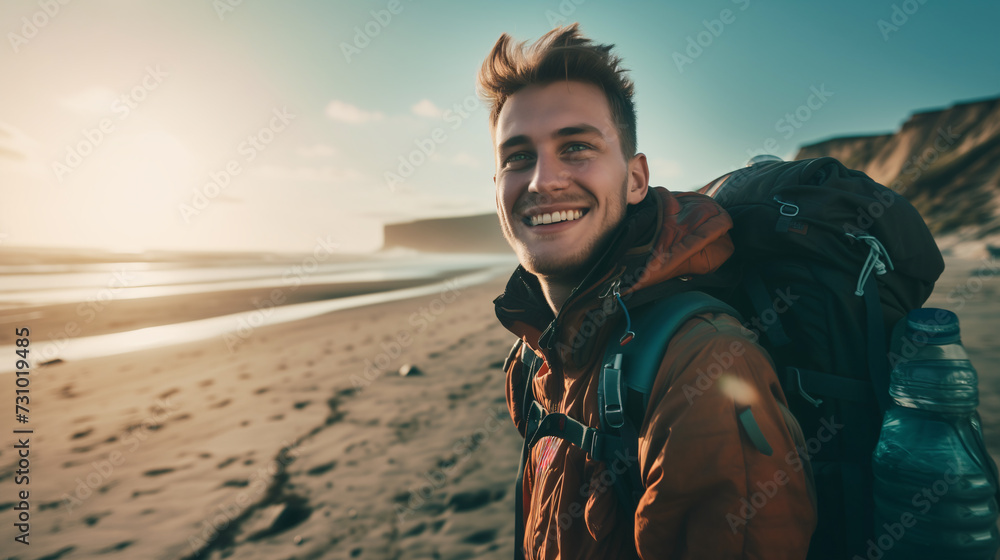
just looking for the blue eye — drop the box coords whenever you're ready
[503,152,533,167]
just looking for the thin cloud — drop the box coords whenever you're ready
[430,151,479,168]
[58,86,119,115]
[297,143,338,158]
[325,100,384,124]
[251,164,369,183]
[411,99,443,118]
[648,157,682,181]
[0,121,39,160]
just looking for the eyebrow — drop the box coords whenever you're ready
[498,124,604,153]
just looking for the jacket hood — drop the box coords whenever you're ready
[493,186,735,373]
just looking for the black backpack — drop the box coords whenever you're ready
[508,157,947,559]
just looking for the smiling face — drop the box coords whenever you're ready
[494,80,648,284]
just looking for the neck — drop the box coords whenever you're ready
[537,275,577,316]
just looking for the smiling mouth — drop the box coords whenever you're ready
[523,208,589,227]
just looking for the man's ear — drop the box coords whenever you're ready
[627,153,649,205]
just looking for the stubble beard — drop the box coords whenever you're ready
[504,176,629,285]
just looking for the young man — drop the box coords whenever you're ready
[480,25,816,558]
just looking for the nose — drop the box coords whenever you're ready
[528,151,570,197]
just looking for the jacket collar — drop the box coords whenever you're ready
[493,186,735,373]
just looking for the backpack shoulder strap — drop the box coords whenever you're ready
[598,291,785,502]
[606,291,743,401]
[596,291,756,512]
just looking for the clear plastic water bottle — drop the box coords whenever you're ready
[870,308,1000,560]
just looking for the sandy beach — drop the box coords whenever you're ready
[1,255,999,560]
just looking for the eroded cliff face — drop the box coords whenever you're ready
[796,96,1000,251]
[383,214,512,254]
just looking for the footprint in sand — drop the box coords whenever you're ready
[463,528,498,545]
[143,467,176,477]
[59,383,79,399]
[35,545,75,559]
[401,522,427,537]
[98,541,134,553]
[70,428,93,440]
[209,399,232,409]
[305,461,337,476]
[447,488,507,512]
[83,511,111,526]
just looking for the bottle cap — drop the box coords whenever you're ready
[905,308,961,344]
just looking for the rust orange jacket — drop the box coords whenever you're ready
[494,187,816,559]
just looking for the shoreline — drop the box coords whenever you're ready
[0,266,510,370]
[0,255,997,559]
[0,272,522,559]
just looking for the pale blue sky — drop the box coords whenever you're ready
[0,0,997,253]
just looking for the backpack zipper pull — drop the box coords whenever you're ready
[605,279,635,346]
[846,232,895,296]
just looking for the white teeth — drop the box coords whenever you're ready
[529,209,585,226]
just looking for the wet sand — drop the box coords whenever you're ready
[1,255,998,559]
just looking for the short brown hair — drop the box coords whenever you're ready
[477,23,637,158]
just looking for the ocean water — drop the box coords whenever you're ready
[0,250,517,371]
[0,250,516,307]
